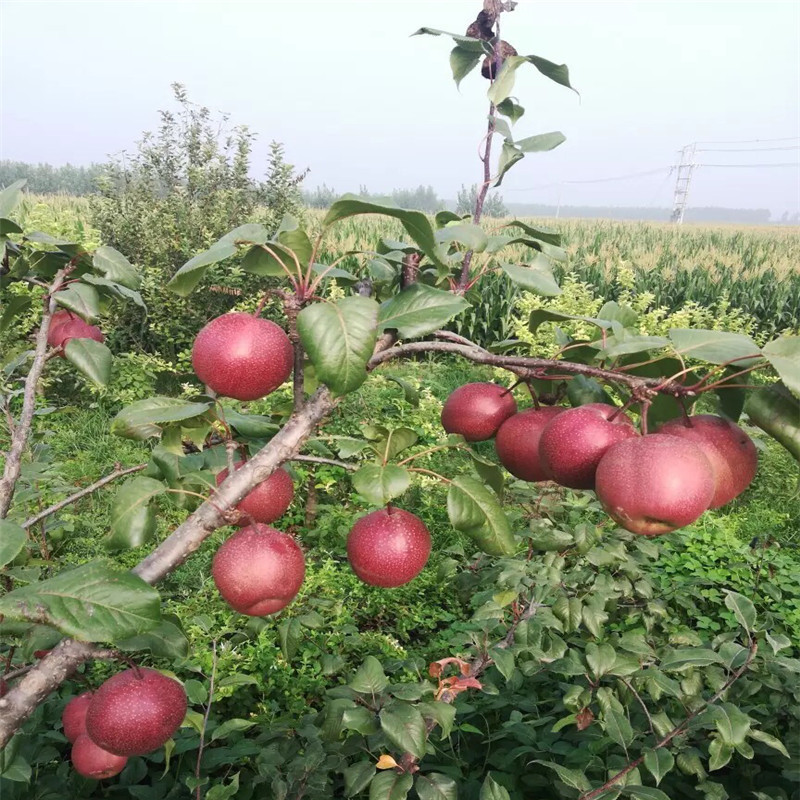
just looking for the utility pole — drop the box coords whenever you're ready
[670,142,697,224]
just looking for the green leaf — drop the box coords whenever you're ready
[708,739,733,771]
[527,527,573,551]
[80,275,146,309]
[416,772,458,800]
[0,521,27,569]
[365,426,419,461]
[516,131,567,153]
[623,788,671,800]
[603,708,634,748]
[534,761,591,791]
[352,465,411,506]
[436,223,489,253]
[54,283,100,321]
[417,701,456,738]
[369,771,413,800]
[0,179,26,219]
[745,383,800,462]
[748,728,789,758]
[488,54,576,106]
[504,221,562,247]
[499,257,561,296]
[297,296,379,396]
[723,591,757,632]
[643,749,674,785]
[710,703,751,746]
[586,642,617,679]
[765,630,791,654]
[0,218,23,236]
[206,773,240,800]
[669,329,762,367]
[167,240,238,296]
[350,656,389,695]
[222,408,279,438]
[412,27,490,50]
[277,225,313,268]
[240,243,292,277]
[210,718,256,742]
[116,617,189,659]
[0,560,160,642]
[0,295,32,333]
[762,335,800,398]
[529,308,611,335]
[447,475,515,557]
[659,648,724,670]
[384,375,420,407]
[344,761,377,797]
[493,142,523,188]
[111,396,213,440]
[600,334,670,359]
[490,646,515,680]
[219,222,271,245]
[567,375,614,406]
[471,453,504,498]
[64,338,112,386]
[378,284,470,339]
[324,195,448,269]
[450,45,482,87]
[379,703,427,759]
[278,617,303,660]
[106,477,166,551]
[552,596,583,632]
[93,246,140,289]
[479,775,510,800]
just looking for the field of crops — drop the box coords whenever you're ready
[16,194,800,341]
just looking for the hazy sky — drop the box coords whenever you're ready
[1,1,799,214]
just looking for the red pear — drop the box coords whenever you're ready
[47,310,104,353]
[595,434,715,536]
[71,734,128,779]
[441,383,517,442]
[212,524,305,615]
[347,508,431,588]
[62,690,93,742]
[192,312,293,401]
[85,668,187,756]
[216,462,294,524]
[495,406,564,482]
[658,414,757,508]
[538,403,638,489]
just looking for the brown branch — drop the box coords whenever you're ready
[368,339,695,397]
[0,270,68,518]
[21,464,147,530]
[284,295,305,414]
[0,385,339,747]
[291,455,357,471]
[458,100,498,290]
[578,640,759,800]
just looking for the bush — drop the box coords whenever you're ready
[90,83,306,363]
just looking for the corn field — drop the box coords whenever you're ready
[15,195,800,340]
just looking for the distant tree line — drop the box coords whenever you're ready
[0,160,104,195]
[302,182,509,217]
[505,202,785,224]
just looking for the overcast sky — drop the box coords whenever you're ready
[1,1,799,214]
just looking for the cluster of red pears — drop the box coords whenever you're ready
[191,313,433,618]
[63,668,187,779]
[442,382,757,536]
[47,309,104,354]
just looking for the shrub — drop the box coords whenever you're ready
[90,83,306,363]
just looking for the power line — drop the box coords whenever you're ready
[697,146,800,153]
[507,166,673,192]
[693,136,800,145]
[696,162,800,168]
